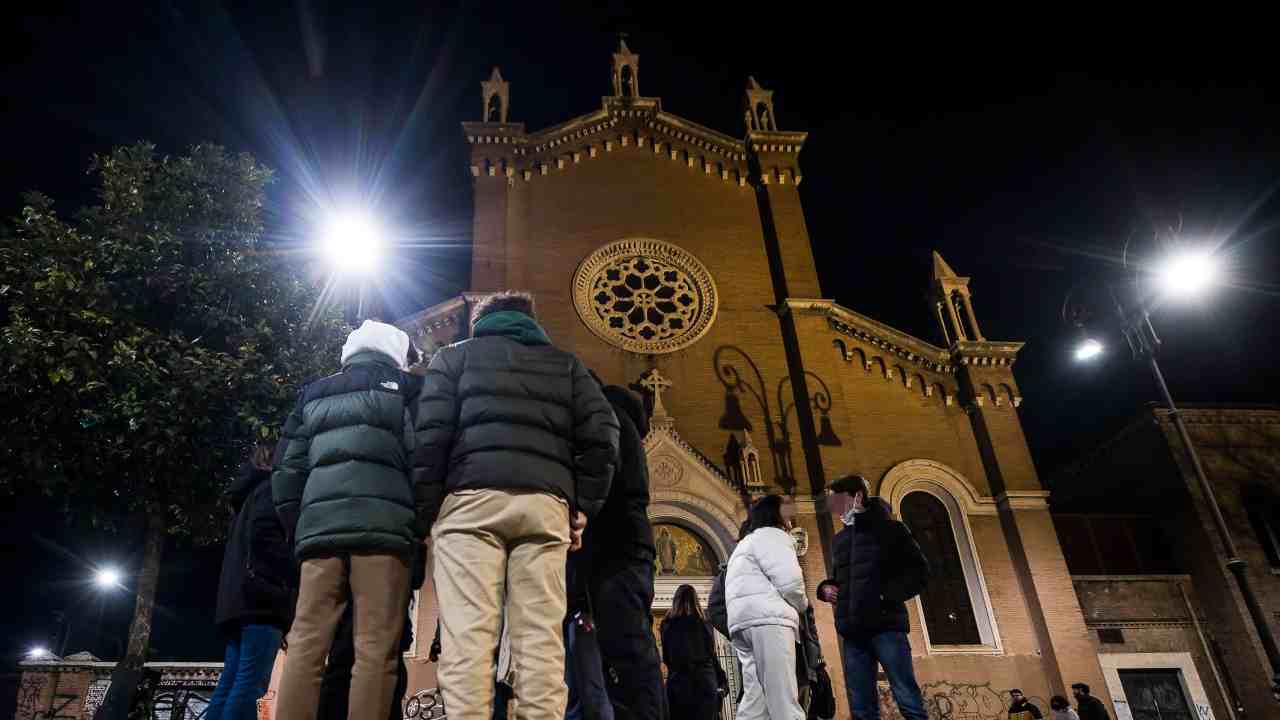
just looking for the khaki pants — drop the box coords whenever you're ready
[432,489,571,720]
[276,553,411,720]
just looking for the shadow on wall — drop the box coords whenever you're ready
[713,344,841,498]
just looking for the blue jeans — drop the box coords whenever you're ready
[840,632,927,720]
[206,624,282,720]
[565,617,614,720]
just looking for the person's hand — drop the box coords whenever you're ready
[569,511,587,551]
[819,584,838,603]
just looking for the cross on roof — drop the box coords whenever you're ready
[639,369,672,419]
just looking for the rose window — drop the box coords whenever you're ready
[573,239,718,354]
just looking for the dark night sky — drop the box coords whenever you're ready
[2,2,1279,662]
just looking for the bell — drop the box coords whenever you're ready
[816,414,842,446]
[718,390,753,431]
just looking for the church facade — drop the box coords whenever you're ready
[393,41,1111,720]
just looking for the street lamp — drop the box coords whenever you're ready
[1066,239,1280,702]
[320,210,384,275]
[1155,248,1220,300]
[1072,337,1104,362]
[317,208,386,321]
[27,646,51,660]
[94,567,122,589]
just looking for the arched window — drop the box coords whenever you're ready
[901,491,985,647]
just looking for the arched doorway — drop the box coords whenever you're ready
[648,521,742,720]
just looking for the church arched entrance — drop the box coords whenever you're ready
[647,520,742,720]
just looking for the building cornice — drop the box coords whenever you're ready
[950,339,1025,367]
[395,295,468,339]
[746,129,808,155]
[779,299,956,374]
[1152,406,1280,426]
[995,490,1050,511]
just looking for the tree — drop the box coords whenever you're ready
[0,143,349,671]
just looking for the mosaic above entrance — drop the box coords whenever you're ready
[573,238,718,354]
[653,523,719,576]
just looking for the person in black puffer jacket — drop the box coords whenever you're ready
[565,378,665,720]
[207,443,295,720]
[272,319,423,720]
[817,475,929,720]
[414,291,619,720]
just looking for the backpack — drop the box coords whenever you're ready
[706,563,729,637]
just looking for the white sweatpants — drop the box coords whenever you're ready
[732,625,804,720]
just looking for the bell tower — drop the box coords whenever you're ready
[611,35,640,98]
[744,76,777,132]
[481,67,509,124]
[463,67,525,291]
[930,250,985,345]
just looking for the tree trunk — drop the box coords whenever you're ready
[121,504,165,670]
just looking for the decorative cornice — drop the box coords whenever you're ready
[1152,406,1280,427]
[801,300,953,374]
[395,295,468,338]
[644,422,732,486]
[746,129,808,154]
[463,100,759,189]
[994,490,1050,511]
[950,340,1025,367]
[461,121,527,146]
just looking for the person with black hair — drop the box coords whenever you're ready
[1071,683,1109,720]
[817,474,929,720]
[725,495,808,720]
[1008,689,1043,720]
[661,585,727,720]
[1049,695,1080,720]
[208,442,295,720]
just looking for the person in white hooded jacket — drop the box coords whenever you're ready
[725,495,808,720]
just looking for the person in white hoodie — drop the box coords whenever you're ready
[725,495,808,720]
[273,320,425,720]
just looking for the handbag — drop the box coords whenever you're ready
[807,665,836,720]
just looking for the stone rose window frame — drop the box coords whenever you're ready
[573,238,719,355]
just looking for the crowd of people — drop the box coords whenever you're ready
[206,291,1111,720]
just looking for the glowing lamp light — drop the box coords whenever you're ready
[1155,248,1219,300]
[1074,337,1104,362]
[320,211,384,274]
[95,567,121,589]
[27,646,50,659]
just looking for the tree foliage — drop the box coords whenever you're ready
[0,142,349,540]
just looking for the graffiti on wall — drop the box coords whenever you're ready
[16,676,46,720]
[876,681,1046,720]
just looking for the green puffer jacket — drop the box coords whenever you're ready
[272,350,421,560]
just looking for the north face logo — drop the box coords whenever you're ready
[380,381,400,391]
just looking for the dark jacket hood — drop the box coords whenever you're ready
[602,385,649,438]
[227,463,270,510]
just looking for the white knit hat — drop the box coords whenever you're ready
[340,319,410,370]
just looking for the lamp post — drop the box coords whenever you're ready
[1066,244,1280,702]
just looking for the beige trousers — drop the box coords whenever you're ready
[276,553,411,720]
[432,489,571,720]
